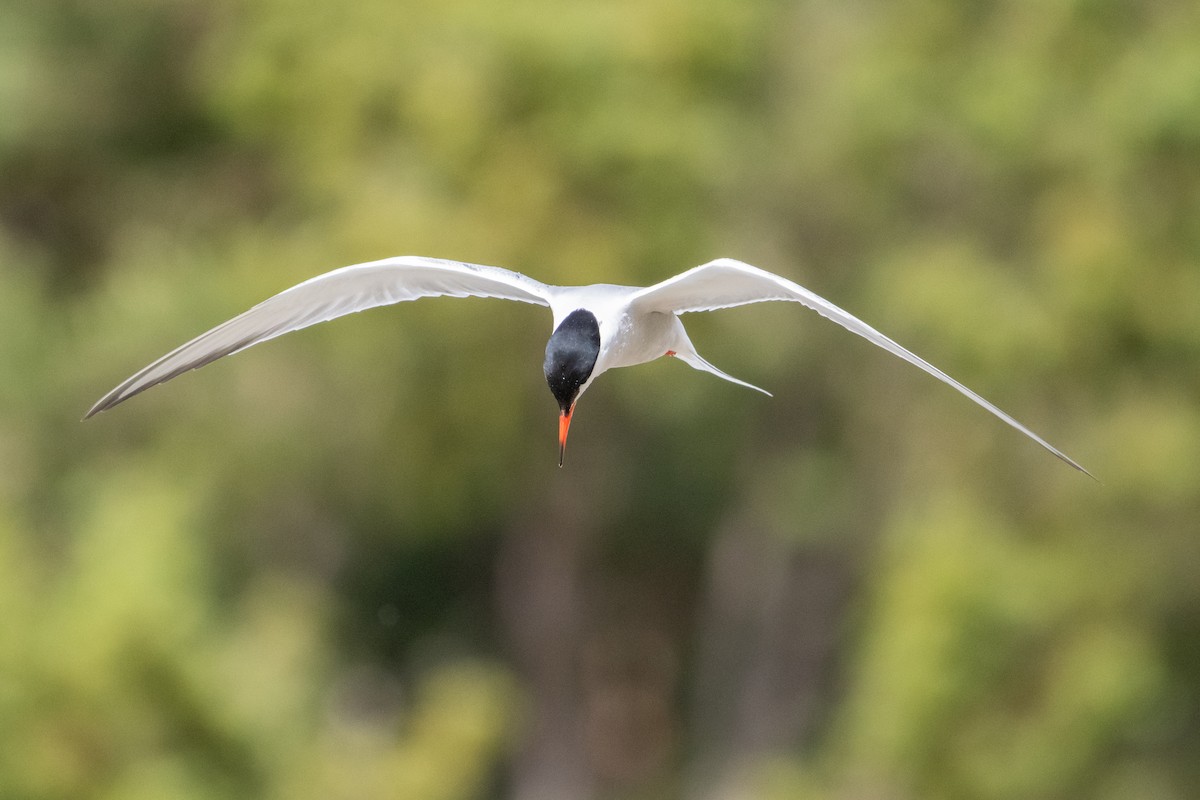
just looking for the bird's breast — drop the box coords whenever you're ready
[597,310,678,372]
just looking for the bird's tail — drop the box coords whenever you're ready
[672,349,772,396]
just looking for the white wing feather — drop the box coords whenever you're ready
[86,256,551,417]
[632,258,1092,477]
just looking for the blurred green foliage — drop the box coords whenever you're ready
[2,0,1198,798]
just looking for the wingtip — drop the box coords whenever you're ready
[1058,452,1099,483]
[83,393,120,420]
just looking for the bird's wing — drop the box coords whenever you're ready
[86,256,552,417]
[631,258,1091,477]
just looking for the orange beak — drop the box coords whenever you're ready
[558,404,575,468]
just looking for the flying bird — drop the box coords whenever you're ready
[86,256,1091,475]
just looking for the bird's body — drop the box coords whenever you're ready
[87,256,1091,476]
[549,284,739,391]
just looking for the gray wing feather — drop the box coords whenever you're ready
[86,256,551,417]
[632,258,1092,477]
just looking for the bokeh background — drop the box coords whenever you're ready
[2,1,1198,798]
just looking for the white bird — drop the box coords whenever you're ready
[86,256,1091,476]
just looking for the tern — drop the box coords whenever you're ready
[86,256,1090,475]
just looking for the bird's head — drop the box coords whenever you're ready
[543,309,601,467]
